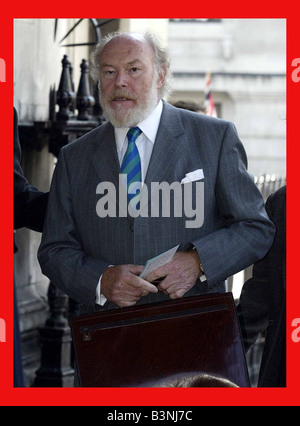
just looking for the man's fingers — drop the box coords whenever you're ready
[145,266,168,283]
[131,276,159,294]
[101,264,158,307]
[158,279,188,299]
[128,264,144,275]
[113,277,158,308]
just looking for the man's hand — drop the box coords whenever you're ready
[101,264,158,307]
[145,251,202,299]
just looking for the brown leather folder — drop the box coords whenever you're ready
[70,292,250,387]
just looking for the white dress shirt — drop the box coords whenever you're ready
[96,100,163,305]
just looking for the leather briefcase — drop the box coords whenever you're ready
[70,292,250,387]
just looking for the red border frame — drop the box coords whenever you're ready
[1,3,299,406]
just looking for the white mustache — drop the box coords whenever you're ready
[109,91,137,101]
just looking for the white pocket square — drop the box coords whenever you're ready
[181,169,204,184]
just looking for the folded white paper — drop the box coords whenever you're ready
[139,245,180,279]
[181,169,204,184]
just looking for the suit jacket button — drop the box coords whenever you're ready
[129,224,134,232]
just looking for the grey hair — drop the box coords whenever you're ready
[89,31,173,98]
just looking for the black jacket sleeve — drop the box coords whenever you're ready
[14,107,49,232]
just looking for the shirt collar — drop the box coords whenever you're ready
[114,99,163,152]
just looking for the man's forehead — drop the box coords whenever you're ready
[100,34,154,62]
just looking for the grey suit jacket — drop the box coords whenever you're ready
[38,102,275,313]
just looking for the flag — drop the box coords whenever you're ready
[204,72,217,117]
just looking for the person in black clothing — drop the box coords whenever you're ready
[14,108,48,232]
[14,107,48,386]
[238,185,286,387]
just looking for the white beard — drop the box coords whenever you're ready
[100,76,160,128]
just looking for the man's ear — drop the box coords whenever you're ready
[156,66,166,90]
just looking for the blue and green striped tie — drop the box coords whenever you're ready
[121,127,142,210]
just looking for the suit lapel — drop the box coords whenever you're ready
[144,102,185,187]
[91,122,121,189]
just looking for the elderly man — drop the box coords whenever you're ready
[38,31,274,313]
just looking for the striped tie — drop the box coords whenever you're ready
[121,127,142,211]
